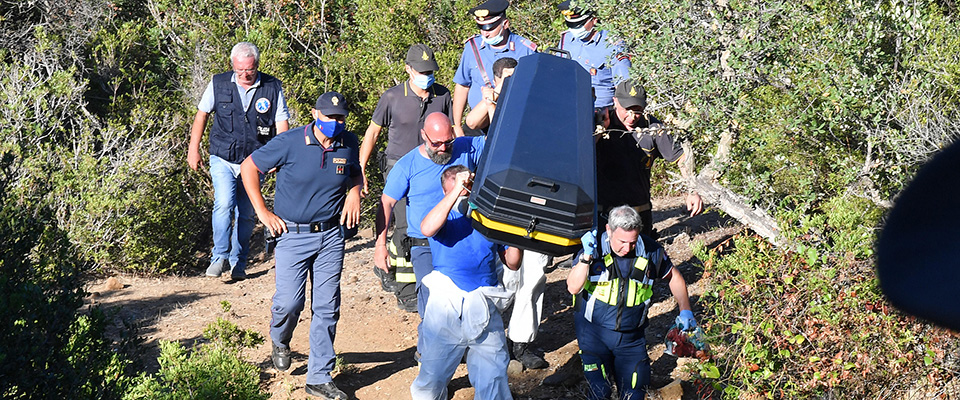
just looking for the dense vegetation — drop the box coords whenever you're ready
[1,0,957,397]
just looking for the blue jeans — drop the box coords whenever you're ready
[270,228,345,385]
[209,155,255,273]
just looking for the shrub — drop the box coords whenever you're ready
[123,318,268,400]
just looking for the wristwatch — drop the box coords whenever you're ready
[579,254,594,264]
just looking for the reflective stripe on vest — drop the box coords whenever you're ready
[582,255,654,307]
[388,240,416,283]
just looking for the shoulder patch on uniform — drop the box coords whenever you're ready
[522,39,538,51]
[616,52,631,61]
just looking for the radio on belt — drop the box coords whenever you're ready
[468,52,596,256]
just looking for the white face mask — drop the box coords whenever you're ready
[453,196,470,216]
[569,26,591,40]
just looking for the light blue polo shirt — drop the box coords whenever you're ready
[558,29,631,108]
[382,136,486,239]
[453,32,537,108]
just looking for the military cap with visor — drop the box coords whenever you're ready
[470,0,509,20]
[558,0,593,26]
[405,43,440,73]
[614,80,647,110]
[314,91,349,116]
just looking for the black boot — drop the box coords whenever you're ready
[513,341,548,369]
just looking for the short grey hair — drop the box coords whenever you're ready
[607,205,643,233]
[230,42,260,65]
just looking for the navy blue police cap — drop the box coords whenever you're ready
[470,0,509,20]
[314,92,348,116]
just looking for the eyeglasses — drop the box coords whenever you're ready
[623,108,644,118]
[424,136,455,148]
[234,68,257,74]
[477,18,504,32]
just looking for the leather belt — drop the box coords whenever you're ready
[286,216,340,233]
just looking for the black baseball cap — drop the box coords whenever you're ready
[470,0,509,20]
[314,92,348,116]
[614,80,647,109]
[405,44,439,73]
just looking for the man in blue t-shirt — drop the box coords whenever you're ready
[374,112,485,316]
[410,164,522,400]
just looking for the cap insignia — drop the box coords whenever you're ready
[331,96,340,106]
[474,9,489,17]
[629,86,638,97]
[422,51,430,61]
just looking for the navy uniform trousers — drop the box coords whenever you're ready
[574,311,651,400]
[270,227,344,385]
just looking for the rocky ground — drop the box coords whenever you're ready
[87,196,741,399]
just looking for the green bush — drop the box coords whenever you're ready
[124,318,268,400]
[695,235,958,398]
[0,158,134,399]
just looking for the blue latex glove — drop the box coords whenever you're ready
[580,230,598,258]
[677,310,697,331]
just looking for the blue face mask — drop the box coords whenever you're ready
[483,33,505,46]
[569,26,591,40]
[412,73,435,90]
[315,119,345,138]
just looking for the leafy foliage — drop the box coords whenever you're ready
[123,318,268,400]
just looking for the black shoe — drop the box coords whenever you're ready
[397,296,418,313]
[305,382,348,399]
[272,343,291,371]
[513,342,548,369]
[555,257,574,269]
[373,266,399,293]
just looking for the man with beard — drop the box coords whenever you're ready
[374,112,486,317]
[596,80,704,235]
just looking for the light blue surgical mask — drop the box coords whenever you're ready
[483,33,505,46]
[569,26,591,40]
[412,73,435,90]
[315,119,345,138]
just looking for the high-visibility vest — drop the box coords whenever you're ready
[575,232,665,331]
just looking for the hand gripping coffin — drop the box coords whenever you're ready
[468,52,596,256]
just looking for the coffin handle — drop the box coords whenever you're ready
[527,177,559,192]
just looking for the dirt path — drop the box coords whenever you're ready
[87,196,740,399]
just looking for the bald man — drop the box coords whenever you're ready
[375,112,487,317]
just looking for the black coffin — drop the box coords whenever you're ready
[469,52,596,256]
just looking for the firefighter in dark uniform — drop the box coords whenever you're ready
[239,92,361,400]
[359,44,452,311]
[567,205,698,400]
[189,41,290,280]
[597,80,704,236]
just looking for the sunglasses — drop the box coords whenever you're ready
[425,136,455,148]
[477,18,504,32]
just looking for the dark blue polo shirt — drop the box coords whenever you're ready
[250,124,361,224]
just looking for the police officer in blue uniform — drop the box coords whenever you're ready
[452,0,537,137]
[557,1,631,109]
[566,205,698,400]
[239,92,360,400]
[189,41,290,280]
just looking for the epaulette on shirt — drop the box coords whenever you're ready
[464,34,481,45]
[616,52,631,61]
